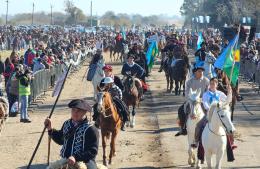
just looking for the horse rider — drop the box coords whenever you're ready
[158,42,176,72]
[194,41,207,66]
[195,77,237,162]
[193,77,232,147]
[99,77,129,131]
[175,65,209,136]
[102,64,124,91]
[90,49,103,65]
[128,43,149,76]
[44,99,99,169]
[121,54,146,100]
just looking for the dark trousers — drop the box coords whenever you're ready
[178,103,187,129]
[195,116,208,143]
[8,94,18,113]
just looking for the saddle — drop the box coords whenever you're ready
[112,97,130,122]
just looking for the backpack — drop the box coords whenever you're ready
[86,64,97,81]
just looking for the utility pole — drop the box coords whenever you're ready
[90,0,93,27]
[32,2,35,25]
[6,0,9,25]
[50,4,53,25]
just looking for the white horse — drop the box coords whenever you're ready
[92,59,105,101]
[202,102,236,169]
[185,88,205,168]
[204,52,216,79]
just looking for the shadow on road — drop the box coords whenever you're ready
[19,164,47,169]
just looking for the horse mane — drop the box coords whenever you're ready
[0,97,9,118]
[208,102,218,122]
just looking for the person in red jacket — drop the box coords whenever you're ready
[3,57,14,87]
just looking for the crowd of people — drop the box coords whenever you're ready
[0,25,103,122]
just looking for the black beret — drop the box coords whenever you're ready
[68,99,92,112]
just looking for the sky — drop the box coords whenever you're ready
[0,0,184,17]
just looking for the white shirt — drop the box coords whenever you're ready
[202,89,232,110]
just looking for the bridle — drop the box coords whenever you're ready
[187,99,201,119]
[98,92,113,118]
[208,107,229,137]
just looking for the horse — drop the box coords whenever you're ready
[46,158,107,169]
[202,102,235,169]
[109,43,127,63]
[96,89,122,166]
[92,59,105,101]
[122,74,141,128]
[185,88,205,168]
[203,52,216,79]
[161,52,173,92]
[0,97,9,133]
[170,54,190,96]
[216,71,237,121]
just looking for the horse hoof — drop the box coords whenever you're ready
[113,152,117,157]
[103,160,108,166]
[126,122,130,127]
[108,160,112,165]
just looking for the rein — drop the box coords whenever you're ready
[207,123,226,137]
[101,105,113,118]
[208,109,229,137]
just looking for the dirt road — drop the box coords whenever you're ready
[0,53,260,169]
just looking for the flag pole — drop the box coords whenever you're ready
[27,64,72,169]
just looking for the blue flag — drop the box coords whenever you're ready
[197,32,204,50]
[214,35,238,70]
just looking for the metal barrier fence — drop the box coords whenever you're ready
[29,48,92,104]
[30,64,63,103]
[240,60,260,92]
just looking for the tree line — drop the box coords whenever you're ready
[0,0,183,27]
[180,0,260,28]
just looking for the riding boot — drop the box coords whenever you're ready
[175,105,188,136]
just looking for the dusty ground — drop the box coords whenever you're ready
[0,52,260,169]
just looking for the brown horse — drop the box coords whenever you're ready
[96,88,122,166]
[122,74,141,128]
[217,70,237,121]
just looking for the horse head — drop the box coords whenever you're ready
[124,74,135,94]
[208,101,236,134]
[96,87,113,117]
[186,88,202,119]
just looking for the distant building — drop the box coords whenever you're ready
[87,18,100,27]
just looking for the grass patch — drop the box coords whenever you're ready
[0,50,12,61]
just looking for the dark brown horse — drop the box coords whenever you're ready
[123,75,141,128]
[96,88,122,166]
[216,70,237,121]
[170,47,190,96]
[162,52,174,92]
